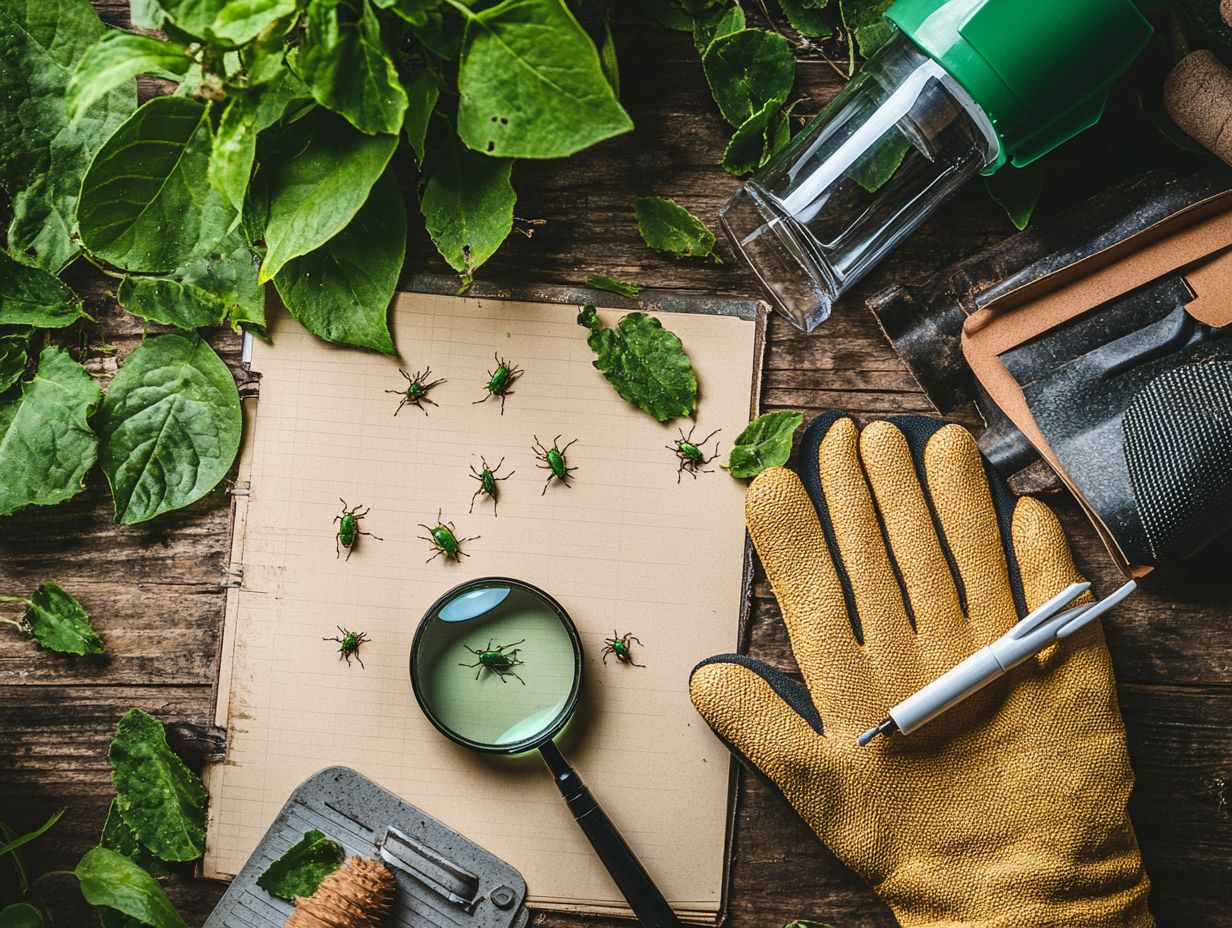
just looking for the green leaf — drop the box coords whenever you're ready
[839,0,893,57]
[848,130,910,192]
[586,274,643,299]
[76,847,187,928]
[0,340,26,394]
[256,830,345,901]
[0,347,100,517]
[78,96,236,274]
[702,29,794,128]
[0,252,88,328]
[209,97,260,216]
[275,167,404,354]
[420,128,515,285]
[723,411,803,478]
[0,0,135,271]
[101,798,171,879]
[632,196,717,259]
[0,904,47,928]
[693,4,745,55]
[117,232,264,332]
[577,303,697,421]
[157,0,296,45]
[20,582,104,655]
[455,0,634,159]
[66,32,194,129]
[404,68,442,165]
[296,0,409,136]
[0,809,63,859]
[109,708,207,863]
[776,0,833,39]
[723,99,782,177]
[131,0,165,28]
[98,334,242,525]
[256,107,398,283]
[984,160,1046,232]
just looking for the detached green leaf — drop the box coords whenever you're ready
[839,0,893,57]
[20,582,104,655]
[702,29,794,127]
[275,167,404,354]
[0,904,46,928]
[296,0,408,136]
[633,196,717,259]
[118,231,264,332]
[777,0,833,39]
[848,131,911,193]
[693,4,745,55]
[0,0,135,270]
[76,847,187,928]
[723,411,803,478]
[420,129,515,286]
[109,708,207,863]
[98,334,242,525]
[455,0,634,158]
[577,303,697,421]
[985,160,1046,231]
[586,275,643,299]
[256,830,345,901]
[0,347,100,517]
[66,32,194,128]
[0,340,26,394]
[257,108,398,283]
[0,252,87,328]
[101,799,170,878]
[78,96,236,274]
[404,68,442,165]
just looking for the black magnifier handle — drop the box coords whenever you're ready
[539,741,685,928]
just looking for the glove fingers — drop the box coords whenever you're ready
[745,467,872,710]
[804,416,914,653]
[1010,496,1088,610]
[922,424,1020,644]
[690,656,839,796]
[859,421,968,655]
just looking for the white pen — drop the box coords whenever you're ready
[858,579,1138,746]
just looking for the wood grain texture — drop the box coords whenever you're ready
[1,4,1228,927]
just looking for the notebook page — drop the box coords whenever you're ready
[204,291,757,919]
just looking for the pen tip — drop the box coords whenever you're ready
[857,718,898,746]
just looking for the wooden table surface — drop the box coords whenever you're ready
[2,5,1229,927]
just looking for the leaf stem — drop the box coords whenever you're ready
[0,595,29,603]
[78,250,126,281]
[26,869,76,892]
[441,0,477,19]
[0,617,25,629]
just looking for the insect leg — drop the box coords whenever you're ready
[560,438,577,454]
[470,488,482,513]
[345,544,353,562]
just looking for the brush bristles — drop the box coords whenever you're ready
[286,856,396,928]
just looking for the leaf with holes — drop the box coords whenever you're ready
[455,0,633,158]
[577,303,697,422]
[723,411,804,478]
[256,830,345,901]
[275,167,404,354]
[0,347,100,517]
[0,251,88,328]
[98,334,241,525]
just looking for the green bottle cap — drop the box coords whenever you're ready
[886,0,1161,172]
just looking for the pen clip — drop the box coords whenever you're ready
[1054,580,1137,639]
[1008,581,1090,640]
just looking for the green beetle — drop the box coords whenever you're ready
[601,631,644,667]
[418,510,479,563]
[472,353,523,414]
[325,626,370,668]
[460,638,525,684]
[667,425,720,483]
[386,367,445,415]
[334,499,382,560]
[533,434,578,495]
[469,456,515,516]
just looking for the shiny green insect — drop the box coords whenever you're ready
[386,367,445,415]
[469,456,515,516]
[472,353,523,414]
[334,499,382,560]
[667,425,721,483]
[601,631,643,667]
[533,435,578,495]
[418,510,479,563]
[325,626,370,668]
[460,638,526,684]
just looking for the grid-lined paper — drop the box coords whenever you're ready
[204,291,759,922]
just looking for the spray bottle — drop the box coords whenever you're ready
[721,0,1167,333]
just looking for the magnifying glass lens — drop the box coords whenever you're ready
[412,580,581,752]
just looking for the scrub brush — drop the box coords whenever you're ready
[286,856,395,928]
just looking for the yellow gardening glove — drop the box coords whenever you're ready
[691,412,1152,928]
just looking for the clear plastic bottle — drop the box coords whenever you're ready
[720,32,1000,333]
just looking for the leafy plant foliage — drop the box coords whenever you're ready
[723,410,804,478]
[633,197,719,260]
[0,582,104,655]
[257,830,346,901]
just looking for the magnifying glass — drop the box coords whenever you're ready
[411,577,684,928]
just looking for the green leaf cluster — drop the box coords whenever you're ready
[256,830,345,900]
[723,410,803,478]
[0,709,205,928]
[577,302,697,421]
